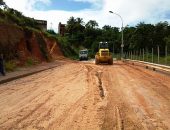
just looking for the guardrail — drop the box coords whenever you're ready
[124,59,170,74]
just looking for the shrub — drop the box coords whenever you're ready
[43,31,57,40]
[25,57,39,66]
[5,61,16,71]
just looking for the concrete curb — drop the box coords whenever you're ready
[124,59,170,75]
[0,64,62,85]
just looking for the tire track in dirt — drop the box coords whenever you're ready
[101,65,127,130]
[0,63,86,129]
[0,61,169,130]
[58,64,106,130]
[47,93,88,129]
[65,64,106,130]
[122,64,170,101]
[125,63,170,88]
[12,95,53,129]
[0,90,53,129]
[114,63,170,130]
[115,106,124,130]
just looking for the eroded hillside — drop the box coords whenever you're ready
[0,23,63,66]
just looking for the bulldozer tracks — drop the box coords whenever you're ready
[115,106,124,130]
[95,71,105,98]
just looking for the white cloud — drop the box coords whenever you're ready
[104,0,170,25]
[3,0,170,32]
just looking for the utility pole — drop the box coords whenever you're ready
[109,11,124,60]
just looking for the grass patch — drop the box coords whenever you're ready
[43,31,57,40]
[25,57,39,66]
[5,61,16,72]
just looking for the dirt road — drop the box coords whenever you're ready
[0,60,169,130]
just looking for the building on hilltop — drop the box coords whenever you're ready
[35,19,47,31]
[58,22,65,36]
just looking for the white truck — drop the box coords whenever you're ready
[79,49,88,61]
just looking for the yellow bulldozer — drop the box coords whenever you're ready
[95,42,113,65]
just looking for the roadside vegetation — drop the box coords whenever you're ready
[57,16,170,61]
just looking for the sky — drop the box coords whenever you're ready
[3,0,170,32]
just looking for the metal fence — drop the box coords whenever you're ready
[123,46,170,66]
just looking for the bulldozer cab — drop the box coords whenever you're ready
[99,42,108,49]
[95,41,113,65]
[99,42,109,57]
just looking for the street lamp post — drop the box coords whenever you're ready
[109,11,124,60]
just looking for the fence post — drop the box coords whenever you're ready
[128,51,129,59]
[165,45,167,65]
[143,48,145,61]
[135,50,137,60]
[135,51,138,60]
[146,48,149,62]
[158,46,160,64]
[152,48,153,63]
[131,51,133,60]
[131,51,132,59]
[139,49,141,61]
[113,43,114,57]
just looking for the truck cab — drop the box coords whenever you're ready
[79,49,88,61]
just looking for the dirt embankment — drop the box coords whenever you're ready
[0,23,63,65]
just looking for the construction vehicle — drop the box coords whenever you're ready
[79,49,88,61]
[95,42,113,65]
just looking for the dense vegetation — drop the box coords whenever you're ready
[58,17,170,59]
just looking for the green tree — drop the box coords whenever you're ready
[47,29,56,35]
[129,22,155,50]
[85,20,98,29]
[154,21,168,47]
[66,16,76,36]
[164,35,170,47]
[0,0,6,11]
[66,17,85,46]
[83,20,100,48]
[0,0,5,6]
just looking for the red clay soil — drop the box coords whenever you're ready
[45,38,64,59]
[0,60,169,130]
[0,23,64,64]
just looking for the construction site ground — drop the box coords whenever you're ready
[0,59,169,130]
